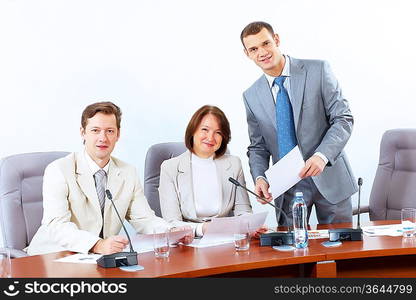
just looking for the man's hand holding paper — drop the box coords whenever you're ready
[264,146,305,200]
[255,177,273,204]
[299,154,326,178]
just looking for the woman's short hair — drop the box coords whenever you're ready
[184,105,231,158]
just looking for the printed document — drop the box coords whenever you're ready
[187,211,268,248]
[54,253,102,264]
[361,224,403,237]
[265,146,304,199]
[126,227,194,253]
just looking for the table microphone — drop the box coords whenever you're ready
[96,190,138,268]
[328,177,363,242]
[228,177,293,246]
[228,177,280,209]
[357,177,363,229]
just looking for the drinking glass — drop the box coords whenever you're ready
[153,227,170,258]
[233,219,250,251]
[401,208,416,238]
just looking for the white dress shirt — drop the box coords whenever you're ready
[84,151,110,174]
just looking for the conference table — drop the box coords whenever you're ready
[10,220,416,278]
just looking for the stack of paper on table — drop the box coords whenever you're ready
[361,224,404,237]
[269,229,329,239]
[126,227,194,253]
[187,211,268,248]
[307,230,329,239]
[54,228,194,263]
[55,253,103,264]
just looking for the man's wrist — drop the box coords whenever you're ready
[314,152,328,165]
[90,239,103,253]
[255,176,268,184]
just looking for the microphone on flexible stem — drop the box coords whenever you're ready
[228,178,278,209]
[357,177,363,229]
[228,177,294,246]
[328,177,363,242]
[96,190,139,268]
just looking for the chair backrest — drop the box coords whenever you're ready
[0,151,69,251]
[143,142,187,217]
[369,129,416,220]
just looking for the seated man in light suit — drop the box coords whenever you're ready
[27,101,191,256]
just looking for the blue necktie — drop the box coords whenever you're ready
[274,76,297,159]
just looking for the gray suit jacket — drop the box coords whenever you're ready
[27,152,168,255]
[158,151,252,231]
[243,57,357,204]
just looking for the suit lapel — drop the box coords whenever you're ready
[215,157,233,216]
[177,152,197,219]
[75,152,102,216]
[105,158,124,216]
[254,75,276,130]
[289,57,306,132]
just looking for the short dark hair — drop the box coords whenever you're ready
[184,105,231,158]
[81,101,122,129]
[240,21,275,48]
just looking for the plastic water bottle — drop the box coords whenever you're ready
[292,191,308,248]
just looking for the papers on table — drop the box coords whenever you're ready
[361,224,403,237]
[126,227,194,253]
[270,229,329,240]
[265,146,305,199]
[307,230,329,239]
[54,228,193,263]
[187,211,268,248]
[54,253,102,264]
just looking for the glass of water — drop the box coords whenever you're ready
[153,227,170,258]
[401,208,416,238]
[234,219,250,251]
[0,248,11,278]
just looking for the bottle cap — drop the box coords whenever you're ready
[295,192,303,197]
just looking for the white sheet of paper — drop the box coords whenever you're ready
[187,212,268,247]
[361,224,403,237]
[307,230,329,239]
[126,227,193,253]
[54,253,102,264]
[265,146,305,199]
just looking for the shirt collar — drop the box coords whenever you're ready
[84,150,110,174]
[264,54,291,88]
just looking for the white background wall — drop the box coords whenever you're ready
[0,0,415,229]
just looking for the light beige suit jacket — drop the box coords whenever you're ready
[27,152,168,255]
[158,151,252,231]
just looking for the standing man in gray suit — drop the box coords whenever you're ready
[241,21,357,225]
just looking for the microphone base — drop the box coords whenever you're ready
[260,232,294,246]
[96,251,138,268]
[328,228,363,242]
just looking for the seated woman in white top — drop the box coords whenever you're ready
[158,105,267,237]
